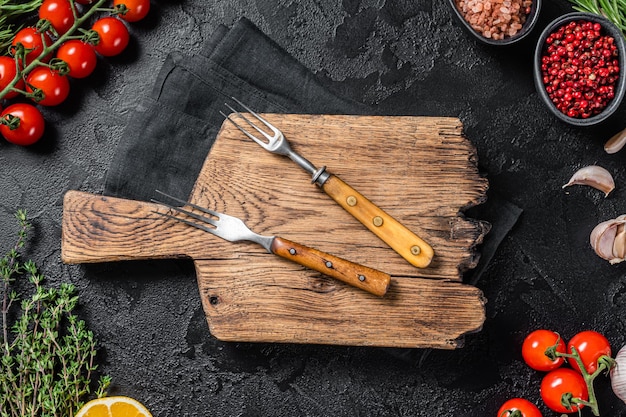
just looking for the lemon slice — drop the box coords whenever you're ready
[75,396,153,417]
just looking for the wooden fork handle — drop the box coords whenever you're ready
[321,175,434,268]
[271,237,391,297]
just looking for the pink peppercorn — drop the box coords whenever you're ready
[540,20,620,119]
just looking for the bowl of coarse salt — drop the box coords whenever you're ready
[448,0,542,46]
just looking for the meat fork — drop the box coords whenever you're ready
[220,98,434,268]
[151,190,391,297]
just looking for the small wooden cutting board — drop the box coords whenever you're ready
[62,114,489,348]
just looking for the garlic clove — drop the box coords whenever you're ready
[612,345,626,404]
[615,223,626,259]
[605,127,626,154]
[590,218,625,261]
[563,165,615,197]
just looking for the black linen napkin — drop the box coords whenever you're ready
[103,16,521,284]
[104,17,368,202]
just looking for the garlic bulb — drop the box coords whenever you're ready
[605,127,626,154]
[563,165,615,197]
[590,215,626,264]
[612,344,626,403]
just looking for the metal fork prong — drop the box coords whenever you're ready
[223,101,280,144]
[219,110,267,147]
[151,198,219,230]
[223,104,274,144]
[154,190,221,218]
[153,210,218,236]
[230,97,277,131]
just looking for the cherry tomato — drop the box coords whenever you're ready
[39,0,75,36]
[567,330,612,374]
[56,40,97,79]
[11,27,53,65]
[26,67,70,106]
[114,0,150,22]
[497,398,543,417]
[522,329,566,371]
[91,17,130,57]
[0,56,25,99]
[0,103,45,146]
[540,368,588,414]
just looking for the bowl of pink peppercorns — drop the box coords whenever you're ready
[449,0,542,46]
[534,12,626,126]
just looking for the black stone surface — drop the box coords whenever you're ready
[2,1,626,416]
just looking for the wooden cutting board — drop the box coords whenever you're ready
[62,114,489,348]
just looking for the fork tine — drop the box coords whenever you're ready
[154,190,220,218]
[220,110,268,147]
[230,97,276,130]
[151,197,219,229]
[153,210,218,235]
[222,98,280,146]
[152,190,223,233]
[223,104,274,143]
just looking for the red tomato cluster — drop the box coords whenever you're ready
[0,0,150,146]
[498,329,613,416]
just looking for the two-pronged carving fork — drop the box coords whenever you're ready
[220,98,434,268]
[152,190,391,297]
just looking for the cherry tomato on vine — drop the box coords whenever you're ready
[522,329,566,372]
[567,330,612,374]
[0,56,25,99]
[39,0,75,36]
[540,368,588,414]
[11,27,53,66]
[56,40,97,79]
[0,103,45,146]
[497,398,542,417]
[114,0,150,22]
[26,67,70,106]
[92,17,130,57]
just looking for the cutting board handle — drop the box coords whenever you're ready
[62,190,196,264]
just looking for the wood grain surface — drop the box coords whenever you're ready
[62,114,489,348]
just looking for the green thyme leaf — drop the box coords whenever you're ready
[1,211,109,417]
[0,0,43,53]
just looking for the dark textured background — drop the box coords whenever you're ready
[2,0,626,416]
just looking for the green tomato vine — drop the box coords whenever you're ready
[0,0,140,145]
[0,0,110,102]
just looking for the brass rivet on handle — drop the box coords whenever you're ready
[373,216,383,227]
[346,196,357,206]
[411,245,421,255]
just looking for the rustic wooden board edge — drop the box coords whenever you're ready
[195,268,488,349]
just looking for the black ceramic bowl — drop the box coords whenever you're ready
[533,12,626,126]
[447,0,542,46]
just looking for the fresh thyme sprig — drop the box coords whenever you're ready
[0,210,111,417]
[568,0,626,34]
[0,0,42,53]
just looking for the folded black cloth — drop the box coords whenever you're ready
[104,17,368,202]
[103,17,521,284]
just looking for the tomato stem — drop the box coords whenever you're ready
[499,410,522,417]
[551,346,614,416]
[0,0,109,101]
[0,114,20,130]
